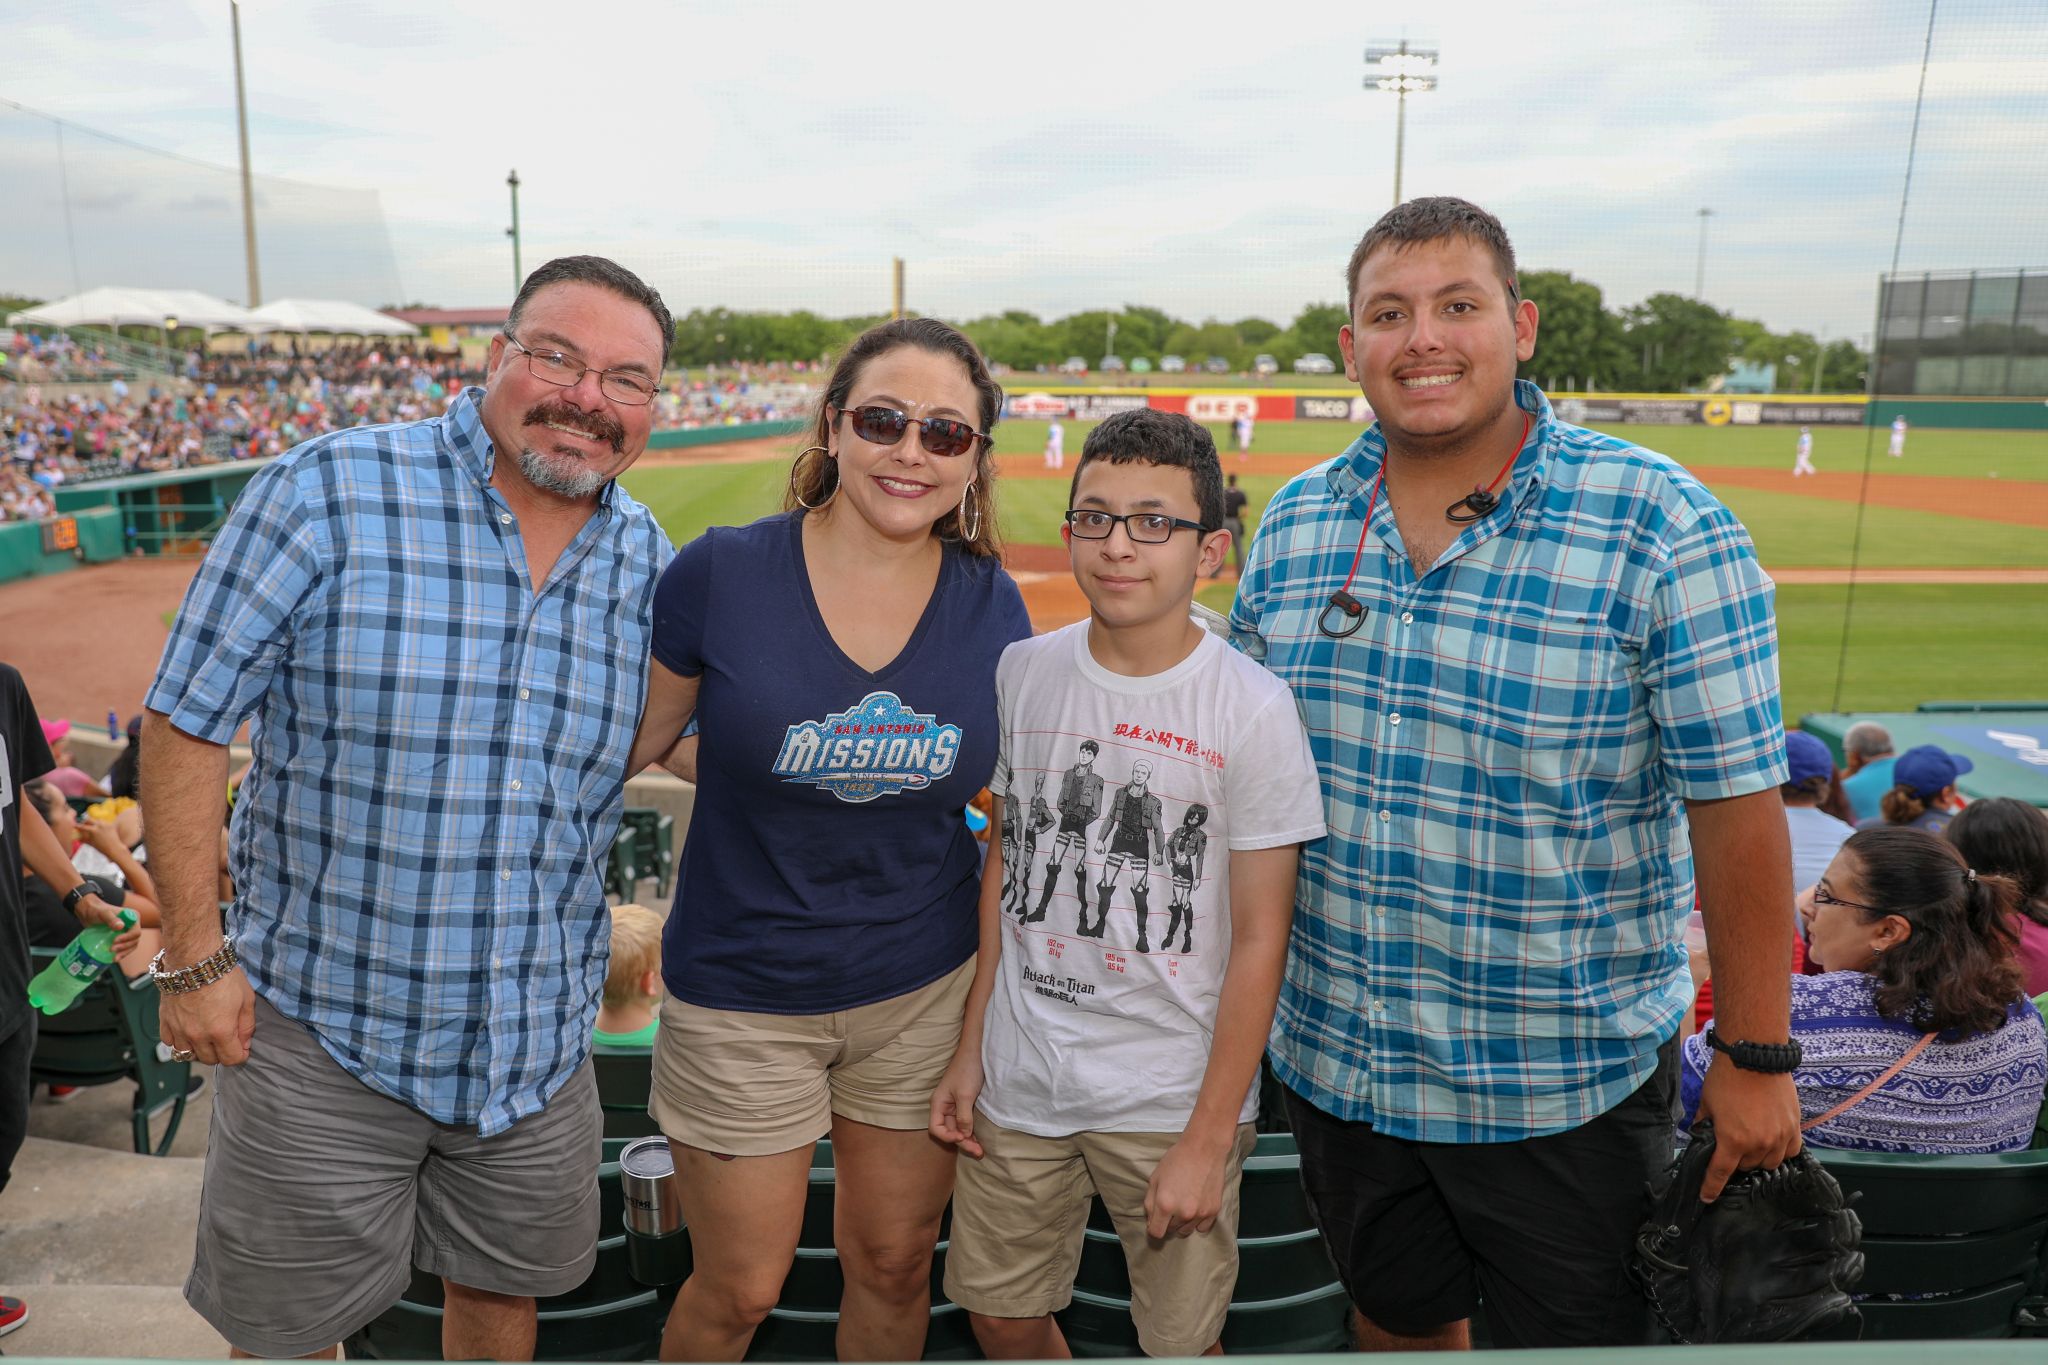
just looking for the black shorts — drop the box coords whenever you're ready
[1057,814,1091,840]
[1284,1036,1678,1348]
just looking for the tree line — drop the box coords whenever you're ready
[660,280,1869,393]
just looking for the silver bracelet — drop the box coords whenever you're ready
[148,937,241,995]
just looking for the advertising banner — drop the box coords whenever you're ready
[1146,393,1298,421]
[1294,395,1376,423]
[1552,396,1865,427]
[1002,392,1152,420]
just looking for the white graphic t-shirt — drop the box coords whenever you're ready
[981,622,1325,1135]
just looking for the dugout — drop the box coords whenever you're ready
[51,460,270,557]
[1801,704,2048,808]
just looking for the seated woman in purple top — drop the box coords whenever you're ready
[1946,797,2048,997]
[626,318,1031,1363]
[1685,827,2047,1154]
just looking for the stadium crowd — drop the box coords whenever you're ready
[0,342,817,523]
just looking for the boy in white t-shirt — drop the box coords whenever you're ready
[931,409,1325,1359]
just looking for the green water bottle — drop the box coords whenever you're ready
[27,909,137,1015]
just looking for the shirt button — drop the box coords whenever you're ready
[1373,1000,1386,1012]
[1388,712,1401,726]
[1375,906,1386,918]
[1379,810,1391,823]
[500,512,513,525]
[499,869,512,881]
[519,688,530,700]
[1401,611,1414,625]
[492,957,503,970]
[509,779,522,791]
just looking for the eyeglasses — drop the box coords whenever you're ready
[1065,509,1210,543]
[1812,885,1883,915]
[838,405,986,458]
[503,336,657,406]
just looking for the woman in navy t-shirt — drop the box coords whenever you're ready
[628,318,1032,1361]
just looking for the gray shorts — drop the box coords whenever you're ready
[185,995,601,1357]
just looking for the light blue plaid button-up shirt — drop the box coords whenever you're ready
[147,388,672,1135]
[1232,381,1786,1143]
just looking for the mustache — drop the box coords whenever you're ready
[523,399,625,453]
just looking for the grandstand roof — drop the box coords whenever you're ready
[383,307,509,328]
[247,299,418,336]
[6,287,261,334]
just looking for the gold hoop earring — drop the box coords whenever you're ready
[790,445,836,510]
[959,482,982,541]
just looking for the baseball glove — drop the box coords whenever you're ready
[1630,1122,1865,1343]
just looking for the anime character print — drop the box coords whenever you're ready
[1161,803,1208,954]
[1088,759,1166,950]
[1030,739,1104,924]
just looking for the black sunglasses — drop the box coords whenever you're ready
[838,405,986,458]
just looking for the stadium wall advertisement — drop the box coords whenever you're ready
[1000,388,2048,429]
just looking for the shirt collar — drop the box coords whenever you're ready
[442,384,620,514]
[1325,378,1557,515]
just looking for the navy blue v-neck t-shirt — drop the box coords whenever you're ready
[651,510,1032,1014]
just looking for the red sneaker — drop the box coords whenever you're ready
[46,1084,81,1103]
[0,1295,28,1337]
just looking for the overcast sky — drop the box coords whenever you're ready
[4,0,2043,342]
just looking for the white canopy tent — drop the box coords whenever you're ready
[245,299,418,337]
[6,287,265,334]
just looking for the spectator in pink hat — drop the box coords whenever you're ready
[36,719,108,801]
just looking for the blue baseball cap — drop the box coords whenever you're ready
[1784,730,1834,785]
[1892,744,1973,800]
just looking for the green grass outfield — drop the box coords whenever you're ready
[620,421,2048,722]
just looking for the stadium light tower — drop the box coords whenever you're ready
[506,170,523,291]
[1694,206,1713,299]
[230,1,262,306]
[1364,41,1439,209]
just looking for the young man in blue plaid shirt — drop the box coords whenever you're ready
[1232,198,1802,1349]
[139,257,675,1361]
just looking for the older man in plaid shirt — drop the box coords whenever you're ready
[139,257,675,1362]
[1232,200,1800,1350]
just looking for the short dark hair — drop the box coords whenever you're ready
[1947,797,2048,930]
[1070,409,1225,531]
[506,255,674,363]
[790,317,1007,559]
[1079,740,1099,756]
[1344,196,1520,317]
[1840,827,2025,1036]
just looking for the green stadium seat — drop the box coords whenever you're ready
[618,808,676,899]
[592,1043,660,1139]
[1816,1147,2048,1338]
[26,945,196,1155]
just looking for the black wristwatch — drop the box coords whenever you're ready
[1703,1026,1803,1074]
[62,882,95,915]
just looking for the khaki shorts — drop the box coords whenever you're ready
[187,996,601,1358]
[649,959,973,1157]
[944,1111,1258,1357]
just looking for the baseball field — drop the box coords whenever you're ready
[619,419,2048,723]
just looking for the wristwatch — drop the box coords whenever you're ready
[148,938,241,995]
[62,882,95,915]
[1703,1026,1803,1074]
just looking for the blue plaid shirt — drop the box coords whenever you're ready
[1232,381,1786,1143]
[147,388,672,1136]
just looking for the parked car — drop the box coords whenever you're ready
[1201,356,1231,374]
[1158,354,1186,373]
[1129,356,1153,374]
[1059,356,1089,374]
[1293,352,1337,374]
[1252,354,1280,376]
[1100,355,1126,372]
